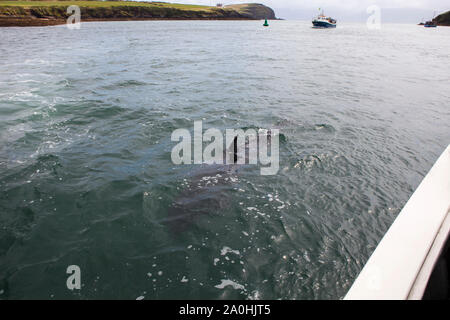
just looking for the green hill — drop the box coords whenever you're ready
[225,3,276,20]
[433,10,450,26]
[0,1,277,27]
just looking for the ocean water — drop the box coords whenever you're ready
[0,20,449,300]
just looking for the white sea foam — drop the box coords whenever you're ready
[220,246,240,256]
[214,279,245,291]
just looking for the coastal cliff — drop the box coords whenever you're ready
[433,10,450,26]
[0,1,277,27]
[225,3,276,20]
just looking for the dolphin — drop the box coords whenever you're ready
[143,129,280,236]
[161,136,241,235]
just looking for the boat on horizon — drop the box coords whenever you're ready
[312,9,336,28]
[424,20,437,27]
[424,12,438,27]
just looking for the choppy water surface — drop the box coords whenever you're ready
[0,21,449,299]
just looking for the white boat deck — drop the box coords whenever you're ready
[345,144,450,300]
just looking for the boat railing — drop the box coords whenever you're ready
[345,144,450,300]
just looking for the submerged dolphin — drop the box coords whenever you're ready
[144,129,280,236]
[162,137,241,235]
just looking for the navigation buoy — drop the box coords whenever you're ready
[263,19,269,27]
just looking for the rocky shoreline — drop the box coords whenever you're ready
[0,16,263,28]
[0,2,277,27]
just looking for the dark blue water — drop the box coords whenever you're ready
[0,20,449,299]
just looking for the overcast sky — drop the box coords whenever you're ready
[168,0,449,22]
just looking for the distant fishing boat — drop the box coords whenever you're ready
[424,12,437,27]
[424,20,437,27]
[312,9,336,28]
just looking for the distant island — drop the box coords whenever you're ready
[433,10,450,26]
[0,1,277,27]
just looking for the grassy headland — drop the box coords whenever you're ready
[433,10,450,26]
[0,1,277,27]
